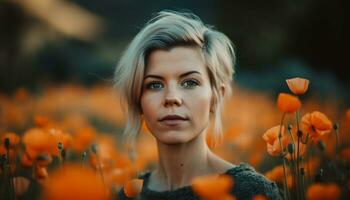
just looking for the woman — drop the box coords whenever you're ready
[114,10,281,200]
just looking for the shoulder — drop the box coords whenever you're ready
[226,163,282,200]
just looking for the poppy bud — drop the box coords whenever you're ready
[91,144,98,154]
[317,140,325,151]
[58,142,63,150]
[287,143,294,154]
[333,123,339,130]
[297,130,303,137]
[315,169,323,182]
[4,138,10,149]
[288,124,293,131]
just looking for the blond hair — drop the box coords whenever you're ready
[114,10,236,148]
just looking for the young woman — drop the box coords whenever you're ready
[114,10,281,200]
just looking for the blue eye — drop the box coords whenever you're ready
[181,79,199,89]
[145,81,163,90]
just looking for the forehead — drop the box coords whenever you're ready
[145,46,207,76]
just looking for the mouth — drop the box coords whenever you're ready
[159,115,188,122]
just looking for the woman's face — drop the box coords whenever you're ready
[141,46,212,145]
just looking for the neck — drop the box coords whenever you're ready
[154,132,215,191]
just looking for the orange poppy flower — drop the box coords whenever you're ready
[286,77,309,95]
[23,128,56,159]
[42,164,108,200]
[301,111,332,140]
[262,125,289,156]
[192,174,234,199]
[123,179,144,198]
[306,183,340,200]
[2,132,20,148]
[277,93,301,113]
[72,127,97,153]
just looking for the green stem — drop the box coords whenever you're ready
[278,113,290,200]
[95,153,106,188]
[334,124,340,154]
[6,147,16,200]
[296,109,302,200]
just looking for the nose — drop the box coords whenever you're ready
[164,86,182,107]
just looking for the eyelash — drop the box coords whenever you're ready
[144,79,200,90]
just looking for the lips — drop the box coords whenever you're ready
[159,115,188,122]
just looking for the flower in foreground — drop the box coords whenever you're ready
[277,93,301,113]
[123,178,144,198]
[306,183,341,200]
[192,174,234,200]
[286,77,309,95]
[23,128,56,159]
[301,111,332,141]
[262,125,289,156]
[42,164,108,200]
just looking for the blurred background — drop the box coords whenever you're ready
[1,0,349,99]
[1,2,350,199]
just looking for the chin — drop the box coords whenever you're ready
[156,131,195,145]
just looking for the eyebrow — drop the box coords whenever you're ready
[143,70,201,80]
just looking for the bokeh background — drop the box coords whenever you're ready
[1,0,349,96]
[1,1,350,199]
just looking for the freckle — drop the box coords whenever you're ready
[180,164,183,167]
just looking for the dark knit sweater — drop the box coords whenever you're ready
[118,163,282,200]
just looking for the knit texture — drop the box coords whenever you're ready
[118,163,282,200]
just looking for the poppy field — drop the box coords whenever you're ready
[1,78,350,200]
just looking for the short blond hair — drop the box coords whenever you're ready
[114,10,236,147]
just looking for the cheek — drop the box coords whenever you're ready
[141,93,160,122]
[186,88,212,120]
